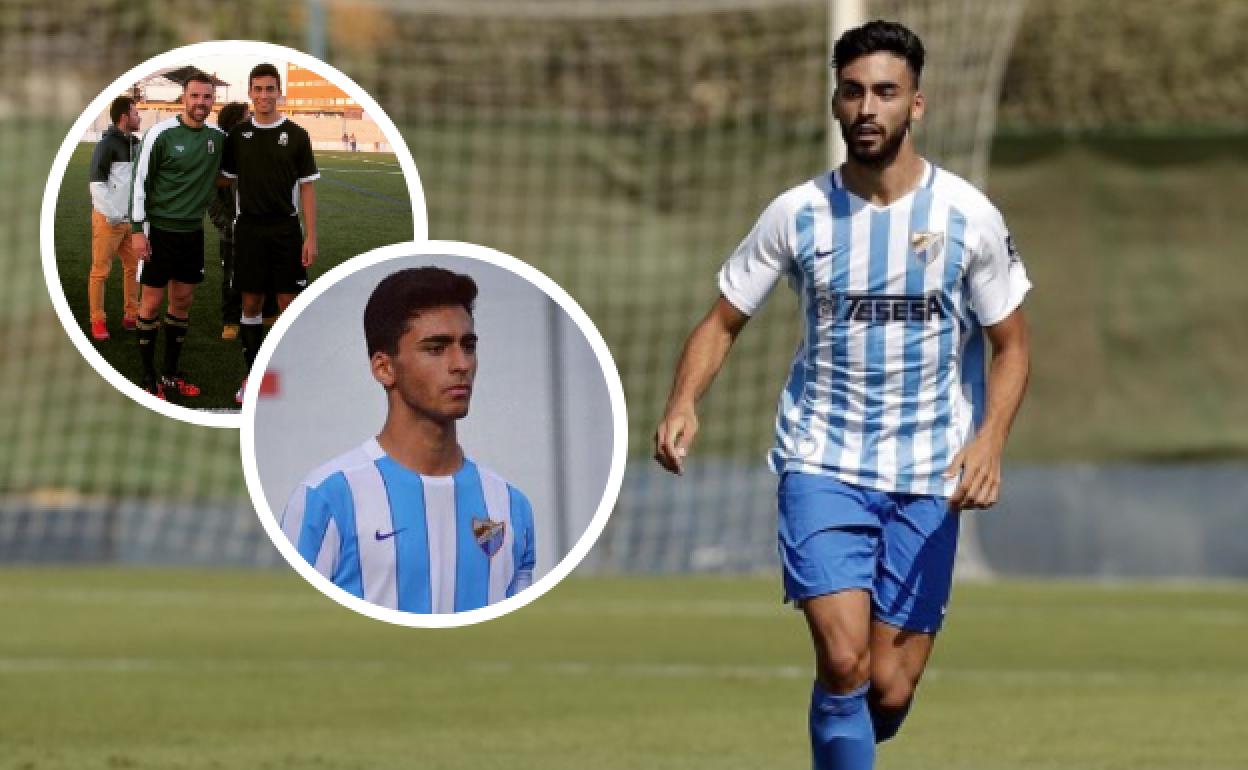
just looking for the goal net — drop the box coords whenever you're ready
[1,0,1024,573]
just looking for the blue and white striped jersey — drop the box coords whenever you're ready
[281,439,537,614]
[719,162,1030,497]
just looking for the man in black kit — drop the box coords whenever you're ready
[221,62,320,403]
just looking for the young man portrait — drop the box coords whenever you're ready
[128,71,225,400]
[653,20,1031,770]
[220,62,320,403]
[279,267,537,614]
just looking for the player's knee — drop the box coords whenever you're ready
[817,645,870,692]
[167,288,193,314]
[871,681,914,715]
[870,663,918,710]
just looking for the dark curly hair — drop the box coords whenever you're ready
[248,62,282,90]
[832,20,925,85]
[183,70,216,89]
[364,267,478,356]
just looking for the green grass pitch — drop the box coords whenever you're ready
[1,570,1244,769]
[51,146,415,410]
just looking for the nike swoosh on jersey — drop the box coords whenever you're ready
[374,528,405,541]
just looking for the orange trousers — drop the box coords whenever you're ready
[89,210,140,323]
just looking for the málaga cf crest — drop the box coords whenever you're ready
[472,517,506,558]
[910,230,945,265]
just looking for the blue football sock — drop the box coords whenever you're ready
[809,681,874,770]
[870,697,912,743]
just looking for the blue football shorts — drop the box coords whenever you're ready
[777,472,960,634]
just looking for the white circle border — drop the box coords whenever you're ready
[239,240,629,628]
[39,39,428,429]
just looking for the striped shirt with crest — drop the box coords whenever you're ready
[281,439,536,614]
[719,161,1030,497]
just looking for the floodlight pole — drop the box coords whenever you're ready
[828,0,866,169]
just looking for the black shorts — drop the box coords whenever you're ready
[233,216,307,295]
[139,226,205,288]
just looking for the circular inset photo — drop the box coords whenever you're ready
[240,241,626,627]
[41,40,426,428]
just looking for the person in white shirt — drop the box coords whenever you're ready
[654,20,1030,770]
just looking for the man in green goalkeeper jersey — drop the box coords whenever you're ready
[128,71,225,400]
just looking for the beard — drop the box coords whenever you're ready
[841,118,911,167]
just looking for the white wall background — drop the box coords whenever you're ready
[252,254,615,579]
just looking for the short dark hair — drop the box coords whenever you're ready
[832,20,925,85]
[364,267,478,356]
[183,71,216,90]
[217,101,249,132]
[248,63,282,90]
[109,95,134,125]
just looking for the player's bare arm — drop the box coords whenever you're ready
[300,181,318,267]
[654,295,749,475]
[945,307,1030,510]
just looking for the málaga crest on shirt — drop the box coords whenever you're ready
[910,230,945,265]
[472,517,506,558]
